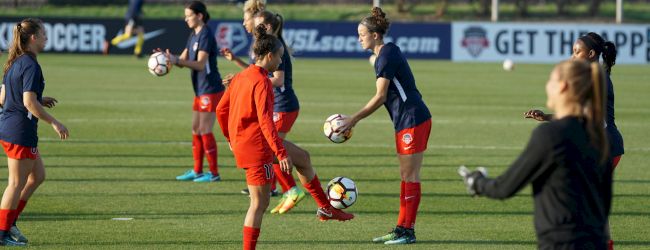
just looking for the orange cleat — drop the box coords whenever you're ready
[317,206,354,221]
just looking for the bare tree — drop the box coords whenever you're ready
[588,0,602,16]
[515,0,528,17]
[435,0,449,18]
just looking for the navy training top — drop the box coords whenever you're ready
[0,55,44,147]
[185,26,224,96]
[374,43,431,131]
[605,74,624,157]
[271,39,299,112]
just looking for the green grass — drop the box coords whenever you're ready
[1,2,650,23]
[0,54,649,249]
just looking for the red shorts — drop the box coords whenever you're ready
[395,119,431,155]
[192,92,224,112]
[1,140,39,160]
[245,163,275,186]
[612,155,622,170]
[273,110,299,133]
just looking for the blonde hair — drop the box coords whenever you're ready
[555,60,608,163]
[3,18,43,75]
[243,0,266,15]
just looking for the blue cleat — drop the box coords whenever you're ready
[384,228,416,245]
[1,235,26,246]
[176,170,201,181]
[193,173,221,182]
[9,225,28,243]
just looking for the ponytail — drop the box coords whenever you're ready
[555,60,609,164]
[601,41,617,74]
[3,18,42,76]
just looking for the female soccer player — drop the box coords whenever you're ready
[165,1,224,183]
[339,7,432,245]
[250,10,307,214]
[461,60,612,249]
[216,24,289,250]
[0,18,69,246]
[523,31,623,250]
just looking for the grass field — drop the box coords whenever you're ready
[0,54,648,249]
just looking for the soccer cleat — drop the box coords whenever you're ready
[0,235,26,246]
[241,188,250,195]
[384,228,416,245]
[372,227,405,243]
[317,206,354,221]
[193,173,221,182]
[9,226,28,243]
[278,187,306,214]
[176,170,201,181]
[242,188,281,196]
[270,195,286,214]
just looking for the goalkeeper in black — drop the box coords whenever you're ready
[460,60,612,250]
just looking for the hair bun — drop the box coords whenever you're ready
[371,7,386,19]
[254,24,267,39]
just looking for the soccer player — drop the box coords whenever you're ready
[164,1,224,182]
[249,10,307,214]
[338,7,432,245]
[0,18,69,246]
[103,0,145,57]
[461,59,612,249]
[523,32,623,250]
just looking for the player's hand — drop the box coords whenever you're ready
[165,49,179,66]
[336,115,357,133]
[51,120,69,140]
[458,165,487,196]
[279,156,292,175]
[524,109,547,121]
[220,48,234,61]
[222,73,234,88]
[41,96,58,108]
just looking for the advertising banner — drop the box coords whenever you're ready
[0,17,188,55]
[211,20,452,59]
[452,22,650,64]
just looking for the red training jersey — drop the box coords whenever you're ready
[216,64,287,168]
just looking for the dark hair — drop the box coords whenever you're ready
[252,24,282,59]
[360,7,390,37]
[3,18,42,75]
[578,32,616,74]
[254,10,284,41]
[186,1,210,23]
[555,60,609,163]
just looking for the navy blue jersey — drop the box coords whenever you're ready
[185,26,224,96]
[125,0,143,20]
[0,55,44,147]
[374,43,431,131]
[272,39,299,112]
[605,74,624,157]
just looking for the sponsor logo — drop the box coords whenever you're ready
[31,147,38,155]
[461,26,489,58]
[113,29,166,49]
[402,133,413,145]
[200,96,210,109]
[215,23,249,54]
[192,41,198,52]
[405,196,416,200]
[273,112,280,122]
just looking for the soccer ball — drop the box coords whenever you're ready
[148,52,169,76]
[323,114,352,143]
[502,59,514,71]
[327,177,357,209]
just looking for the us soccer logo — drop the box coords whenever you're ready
[215,23,249,55]
[461,26,489,58]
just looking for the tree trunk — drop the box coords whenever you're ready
[397,0,407,13]
[589,0,602,16]
[435,0,449,18]
[557,0,568,16]
[515,0,528,17]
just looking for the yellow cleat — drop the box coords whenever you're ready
[279,187,306,214]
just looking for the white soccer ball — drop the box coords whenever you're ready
[502,59,514,71]
[327,177,357,209]
[148,52,169,76]
[323,114,352,143]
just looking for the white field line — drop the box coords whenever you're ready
[39,138,650,152]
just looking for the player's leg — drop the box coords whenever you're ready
[194,94,221,182]
[243,165,273,250]
[0,157,34,246]
[10,157,45,243]
[270,111,305,214]
[134,26,145,57]
[284,140,353,221]
[383,119,430,245]
[176,106,203,180]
